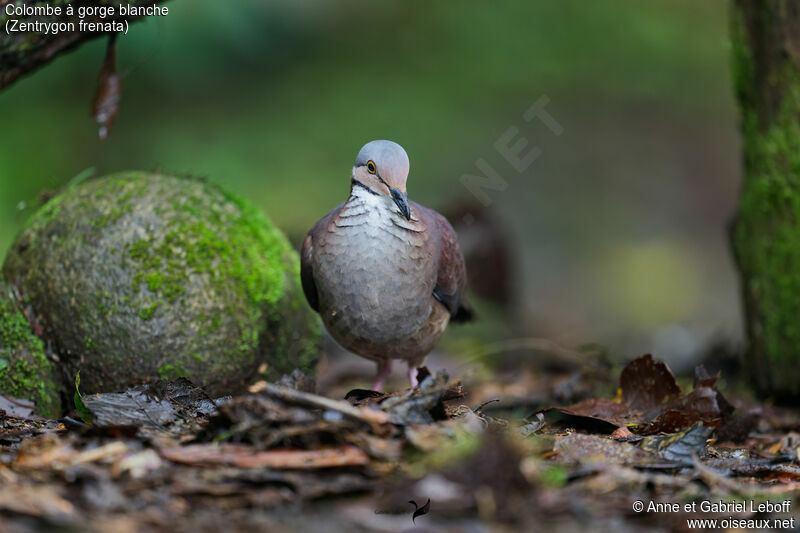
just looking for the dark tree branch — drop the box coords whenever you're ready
[0,0,168,90]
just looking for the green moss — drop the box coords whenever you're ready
[124,181,292,356]
[34,194,64,227]
[0,284,60,417]
[139,302,160,321]
[3,171,320,396]
[732,12,800,396]
[198,314,222,338]
[129,239,150,261]
[158,361,188,380]
[145,272,163,292]
[1,306,31,347]
[95,291,112,316]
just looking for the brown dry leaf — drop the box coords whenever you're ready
[620,354,681,411]
[636,375,734,435]
[558,397,634,427]
[532,357,735,440]
[532,398,630,434]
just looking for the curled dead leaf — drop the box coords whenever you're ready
[92,34,120,141]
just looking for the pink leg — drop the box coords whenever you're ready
[371,359,392,391]
[407,365,419,388]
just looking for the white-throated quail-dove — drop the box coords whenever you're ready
[301,140,472,390]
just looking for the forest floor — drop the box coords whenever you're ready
[0,347,798,533]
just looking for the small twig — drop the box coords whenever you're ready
[473,398,500,413]
[768,454,796,464]
[61,416,89,429]
[260,383,391,434]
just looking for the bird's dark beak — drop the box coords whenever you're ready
[391,189,411,220]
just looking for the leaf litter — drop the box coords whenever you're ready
[0,354,797,532]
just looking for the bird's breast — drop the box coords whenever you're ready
[313,194,437,344]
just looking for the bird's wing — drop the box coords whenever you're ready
[416,204,473,322]
[300,233,318,313]
[300,204,342,314]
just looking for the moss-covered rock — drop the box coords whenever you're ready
[0,279,60,417]
[2,172,320,396]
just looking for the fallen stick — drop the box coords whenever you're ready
[259,383,391,433]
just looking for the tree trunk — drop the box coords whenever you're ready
[732,0,800,400]
[0,0,167,90]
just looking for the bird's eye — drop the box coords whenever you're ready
[367,161,377,174]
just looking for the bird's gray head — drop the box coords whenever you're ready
[352,140,411,220]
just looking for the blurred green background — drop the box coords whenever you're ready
[0,0,741,372]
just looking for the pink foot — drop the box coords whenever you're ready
[371,360,392,391]
[407,366,419,388]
